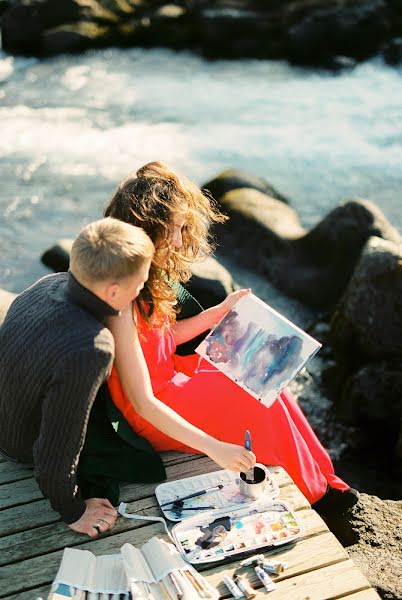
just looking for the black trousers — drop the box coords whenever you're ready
[77,385,166,505]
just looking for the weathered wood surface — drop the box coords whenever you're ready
[0,453,381,600]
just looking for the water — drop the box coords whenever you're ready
[0,47,401,293]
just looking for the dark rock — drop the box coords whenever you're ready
[0,1,11,18]
[330,236,402,370]
[1,0,401,65]
[383,36,402,64]
[288,0,391,65]
[185,255,234,309]
[211,181,401,310]
[1,0,80,54]
[0,288,17,326]
[338,359,402,450]
[41,238,73,272]
[203,168,290,205]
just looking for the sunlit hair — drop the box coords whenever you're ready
[70,217,154,286]
[104,161,227,324]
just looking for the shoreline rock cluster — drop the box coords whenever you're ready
[1,0,401,67]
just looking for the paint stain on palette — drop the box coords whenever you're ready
[174,502,302,564]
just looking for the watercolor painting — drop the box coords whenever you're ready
[196,293,321,408]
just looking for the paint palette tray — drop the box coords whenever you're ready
[155,468,280,522]
[171,500,303,565]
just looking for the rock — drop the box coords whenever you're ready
[0,288,17,326]
[330,236,402,370]
[294,199,402,308]
[288,0,390,65]
[1,0,401,65]
[211,182,401,310]
[383,36,402,65]
[344,494,402,600]
[338,359,402,456]
[185,255,234,310]
[203,168,289,205]
[41,238,73,272]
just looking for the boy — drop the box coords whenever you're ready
[0,218,155,536]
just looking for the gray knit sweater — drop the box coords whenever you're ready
[0,272,117,523]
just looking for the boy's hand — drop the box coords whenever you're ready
[68,498,118,537]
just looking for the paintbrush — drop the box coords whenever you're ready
[244,429,255,482]
[160,485,223,507]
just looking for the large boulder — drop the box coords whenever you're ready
[328,236,402,459]
[330,236,402,369]
[211,181,401,310]
[203,169,289,205]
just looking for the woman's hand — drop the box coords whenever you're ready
[213,288,251,325]
[205,438,256,473]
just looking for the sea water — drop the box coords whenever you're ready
[0,47,401,292]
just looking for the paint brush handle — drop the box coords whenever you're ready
[160,485,223,507]
[244,430,252,451]
[244,430,254,480]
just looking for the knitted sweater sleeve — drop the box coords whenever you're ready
[32,342,114,524]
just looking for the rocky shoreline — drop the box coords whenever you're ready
[1,0,402,67]
[0,169,401,598]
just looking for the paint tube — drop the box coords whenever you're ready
[222,575,244,599]
[239,554,265,567]
[259,559,288,575]
[254,567,276,592]
[233,574,256,599]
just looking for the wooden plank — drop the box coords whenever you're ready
[0,461,34,485]
[0,509,329,598]
[206,531,347,592]
[241,559,372,600]
[0,482,311,566]
[0,462,292,536]
[0,455,218,511]
[0,451,201,488]
[339,589,382,600]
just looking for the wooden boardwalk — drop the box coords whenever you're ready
[0,452,381,600]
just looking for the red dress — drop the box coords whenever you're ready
[108,310,349,504]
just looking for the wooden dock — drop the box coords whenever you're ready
[0,452,381,600]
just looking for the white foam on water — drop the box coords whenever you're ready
[0,47,401,290]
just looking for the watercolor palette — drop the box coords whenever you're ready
[155,469,280,522]
[171,501,303,565]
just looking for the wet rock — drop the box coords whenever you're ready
[0,288,17,326]
[330,236,402,370]
[212,183,401,310]
[41,238,73,272]
[383,36,402,65]
[203,168,289,205]
[288,0,390,65]
[1,0,401,65]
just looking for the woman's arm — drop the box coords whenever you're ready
[106,306,255,473]
[172,288,251,346]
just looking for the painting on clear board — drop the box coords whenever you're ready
[196,293,321,408]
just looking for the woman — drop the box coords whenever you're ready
[105,161,357,509]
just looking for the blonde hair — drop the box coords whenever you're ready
[104,161,227,324]
[70,217,154,285]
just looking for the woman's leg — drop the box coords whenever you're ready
[131,363,348,504]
